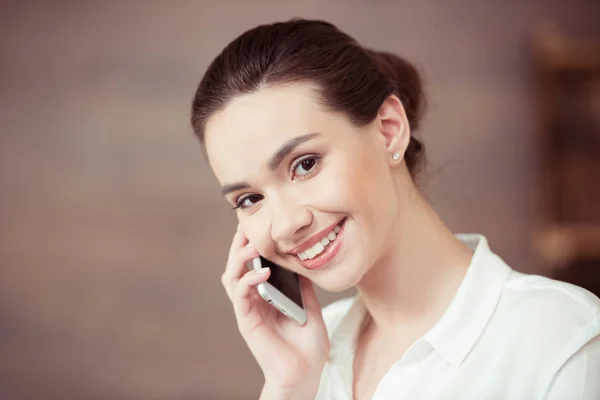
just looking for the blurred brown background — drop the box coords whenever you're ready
[1,1,599,399]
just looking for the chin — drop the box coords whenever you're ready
[313,267,363,293]
[317,280,354,293]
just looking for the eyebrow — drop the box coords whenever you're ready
[221,132,320,197]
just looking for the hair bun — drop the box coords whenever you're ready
[367,49,425,131]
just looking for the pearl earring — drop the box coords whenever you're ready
[392,152,400,160]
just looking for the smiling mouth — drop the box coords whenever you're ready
[297,218,345,261]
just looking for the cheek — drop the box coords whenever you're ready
[309,178,356,220]
[324,151,393,215]
[327,152,398,261]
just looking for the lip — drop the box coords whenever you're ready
[297,218,346,270]
[288,218,345,255]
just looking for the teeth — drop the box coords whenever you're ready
[313,242,324,254]
[297,221,344,261]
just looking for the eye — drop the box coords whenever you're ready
[233,194,264,210]
[291,155,321,179]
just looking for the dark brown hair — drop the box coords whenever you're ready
[191,18,426,177]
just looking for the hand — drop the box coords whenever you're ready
[221,224,330,398]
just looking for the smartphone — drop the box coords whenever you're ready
[248,256,307,325]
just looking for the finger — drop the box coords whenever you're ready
[233,267,271,317]
[222,246,259,300]
[228,226,249,259]
[299,275,322,313]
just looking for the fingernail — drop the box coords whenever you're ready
[256,267,269,274]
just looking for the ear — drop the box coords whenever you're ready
[375,95,411,165]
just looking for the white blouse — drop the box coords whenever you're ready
[316,234,600,399]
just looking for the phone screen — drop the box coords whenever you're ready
[259,256,303,308]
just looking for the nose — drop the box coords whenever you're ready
[269,191,313,245]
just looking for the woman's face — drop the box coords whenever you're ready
[205,83,408,292]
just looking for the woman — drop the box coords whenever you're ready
[191,19,600,399]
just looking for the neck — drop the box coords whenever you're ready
[356,181,473,338]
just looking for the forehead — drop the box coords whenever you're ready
[205,83,330,184]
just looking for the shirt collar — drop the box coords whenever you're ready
[426,234,511,366]
[328,296,366,364]
[327,234,512,367]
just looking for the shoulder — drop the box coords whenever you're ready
[321,296,356,336]
[502,270,600,325]
[498,270,600,362]
[500,272,600,396]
